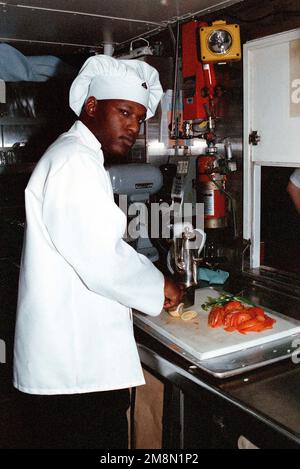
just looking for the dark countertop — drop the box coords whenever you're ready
[223,363,300,438]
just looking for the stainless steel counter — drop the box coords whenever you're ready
[134,274,300,448]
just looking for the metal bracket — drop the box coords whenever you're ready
[249,130,261,145]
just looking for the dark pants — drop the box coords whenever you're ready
[16,388,130,449]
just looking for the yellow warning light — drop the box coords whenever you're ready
[199,20,241,63]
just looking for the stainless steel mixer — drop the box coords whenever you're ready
[108,163,163,262]
[167,223,206,288]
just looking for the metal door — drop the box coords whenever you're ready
[243,29,300,267]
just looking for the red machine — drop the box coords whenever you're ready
[182,20,233,231]
[182,21,216,126]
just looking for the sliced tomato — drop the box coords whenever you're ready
[208,306,225,328]
[207,300,276,334]
[224,326,236,332]
[238,315,276,333]
[238,323,267,333]
[263,316,276,327]
[237,318,260,329]
[223,312,237,328]
[235,312,253,326]
[247,306,266,321]
[224,301,244,313]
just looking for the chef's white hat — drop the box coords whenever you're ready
[69,54,163,120]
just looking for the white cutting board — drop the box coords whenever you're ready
[134,287,300,360]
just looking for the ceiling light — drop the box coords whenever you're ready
[115,37,153,60]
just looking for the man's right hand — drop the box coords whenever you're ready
[163,276,185,311]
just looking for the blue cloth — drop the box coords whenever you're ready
[0,43,75,81]
[198,267,229,285]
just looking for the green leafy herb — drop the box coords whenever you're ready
[201,294,254,311]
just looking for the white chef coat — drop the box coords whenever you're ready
[13,120,165,395]
[290,169,300,189]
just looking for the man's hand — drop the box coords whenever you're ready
[163,276,185,311]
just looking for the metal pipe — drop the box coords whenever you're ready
[103,43,114,56]
[167,23,176,56]
[170,21,180,159]
[0,36,100,49]
[2,3,162,26]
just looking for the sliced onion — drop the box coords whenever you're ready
[181,310,198,321]
[167,302,184,318]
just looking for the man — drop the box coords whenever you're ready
[287,168,300,214]
[13,55,182,448]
